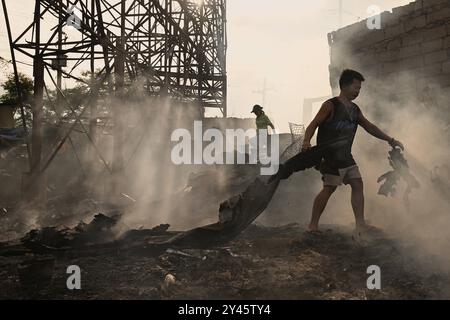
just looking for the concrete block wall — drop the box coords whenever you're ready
[328,0,450,122]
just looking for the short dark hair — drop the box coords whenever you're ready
[339,69,365,89]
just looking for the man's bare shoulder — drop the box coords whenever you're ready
[311,99,334,125]
[319,99,334,113]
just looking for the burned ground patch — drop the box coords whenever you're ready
[1,223,448,300]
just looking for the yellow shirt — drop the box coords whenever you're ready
[256,114,273,130]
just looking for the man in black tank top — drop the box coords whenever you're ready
[302,69,404,233]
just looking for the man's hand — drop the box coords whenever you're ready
[389,138,404,151]
[301,141,312,152]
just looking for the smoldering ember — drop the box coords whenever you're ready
[0,0,450,302]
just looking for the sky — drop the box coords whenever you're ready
[225,0,413,130]
[0,0,413,131]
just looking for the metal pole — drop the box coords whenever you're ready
[198,1,205,118]
[30,0,45,203]
[56,0,63,115]
[89,0,98,167]
[111,0,126,194]
[223,0,227,118]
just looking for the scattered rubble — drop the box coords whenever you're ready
[0,135,447,300]
[1,223,448,299]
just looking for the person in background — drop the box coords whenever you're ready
[251,104,275,132]
[251,104,275,164]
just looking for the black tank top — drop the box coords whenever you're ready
[317,97,361,169]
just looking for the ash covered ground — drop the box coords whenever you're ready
[1,222,449,300]
[0,159,450,300]
[1,141,449,300]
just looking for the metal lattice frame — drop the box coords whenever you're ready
[4,0,227,114]
[1,0,227,198]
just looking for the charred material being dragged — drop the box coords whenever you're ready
[1,137,354,254]
[377,147,420,203]
[274,137,350,181]
[162,177,281,249]
[161,137,351,248]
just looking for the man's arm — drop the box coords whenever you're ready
[358,111,404,150]
[301,101,333,151]
[267,117,275,130]
[262,115,275,132]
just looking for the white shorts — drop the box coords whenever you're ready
[322,165,362,186]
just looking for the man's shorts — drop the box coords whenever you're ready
[322,165,362,186]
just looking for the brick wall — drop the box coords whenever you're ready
[328,0,450,122]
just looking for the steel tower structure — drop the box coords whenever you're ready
[1,0,227,198]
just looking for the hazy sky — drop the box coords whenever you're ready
[226,0,412,130]
[0,0,413,131]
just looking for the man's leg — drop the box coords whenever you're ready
[309,185,337,231]
[348,178,366,228]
